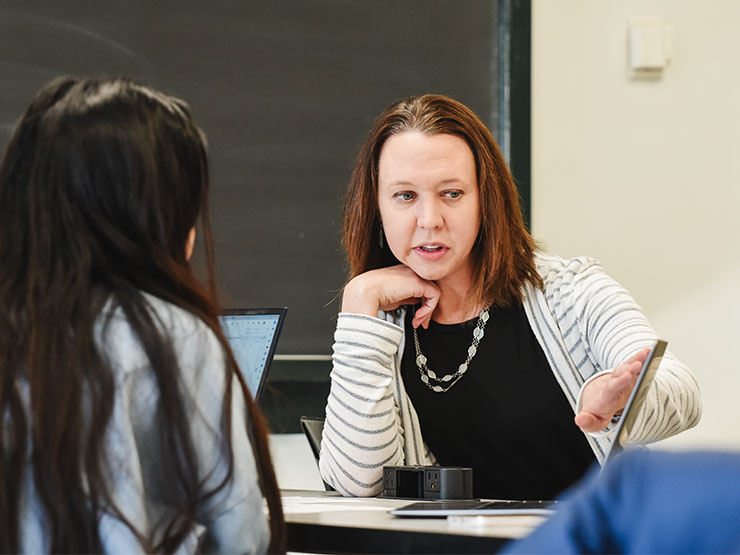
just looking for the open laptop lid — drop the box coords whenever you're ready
[602,339,667,466]
[219,308,287,404]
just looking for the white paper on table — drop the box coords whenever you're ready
[281,495,395,514]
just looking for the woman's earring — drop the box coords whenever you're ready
[379,227,385,248]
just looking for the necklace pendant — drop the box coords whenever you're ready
[412,307,490,393]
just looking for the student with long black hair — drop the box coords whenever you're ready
[0,76,284,553]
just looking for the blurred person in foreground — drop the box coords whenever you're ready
[0,76,284,553]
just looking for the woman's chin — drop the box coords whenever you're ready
[403,263,447,283]
[403,259,474,291]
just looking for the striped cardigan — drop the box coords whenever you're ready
[318,253,702,496]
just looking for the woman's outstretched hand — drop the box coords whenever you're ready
[341,265,441,329]
[575,347,651,433]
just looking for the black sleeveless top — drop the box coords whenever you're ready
[401,302,595,500]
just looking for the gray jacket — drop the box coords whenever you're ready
[319,253,701,496]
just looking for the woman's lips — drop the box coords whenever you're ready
[413,244,448,261]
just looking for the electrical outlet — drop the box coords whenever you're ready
[424,468,440,492]
[384,468,396,490]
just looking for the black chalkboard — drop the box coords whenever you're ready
[0,1,511,355]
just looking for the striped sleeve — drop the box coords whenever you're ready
[318,313,406,496]
[565,260,702,443]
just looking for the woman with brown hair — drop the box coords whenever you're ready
[0,76,284,552]
[319,94,700,499]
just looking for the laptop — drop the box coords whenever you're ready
[390,339,668,517]
[219,308,287,403]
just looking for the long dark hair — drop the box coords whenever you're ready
[0,77,284,552]
[343,94,542,308]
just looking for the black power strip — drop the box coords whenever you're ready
[382,465,473,500]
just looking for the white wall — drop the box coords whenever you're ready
[532,0,740,449]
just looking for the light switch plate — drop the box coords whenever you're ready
[629,17,671,72]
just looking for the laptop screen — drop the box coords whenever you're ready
[219,308,287,402]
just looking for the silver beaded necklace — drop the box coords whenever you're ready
[412,307,490,393]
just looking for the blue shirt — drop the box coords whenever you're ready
[504,449,740,554]
[19,294,270,553]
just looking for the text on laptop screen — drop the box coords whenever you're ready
[219,312,281,398]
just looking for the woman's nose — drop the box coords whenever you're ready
[417,198,443,229]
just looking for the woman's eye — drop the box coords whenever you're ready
[445,190,462,199]
[395,192,415,201]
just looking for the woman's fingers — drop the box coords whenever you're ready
[574,411,607,433]
[576,349,650,432]
[341,264,440,321]
[412,290,440,329]
[611,359,643,378]
[625,347,650,365]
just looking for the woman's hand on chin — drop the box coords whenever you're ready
[341,265,441,329]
